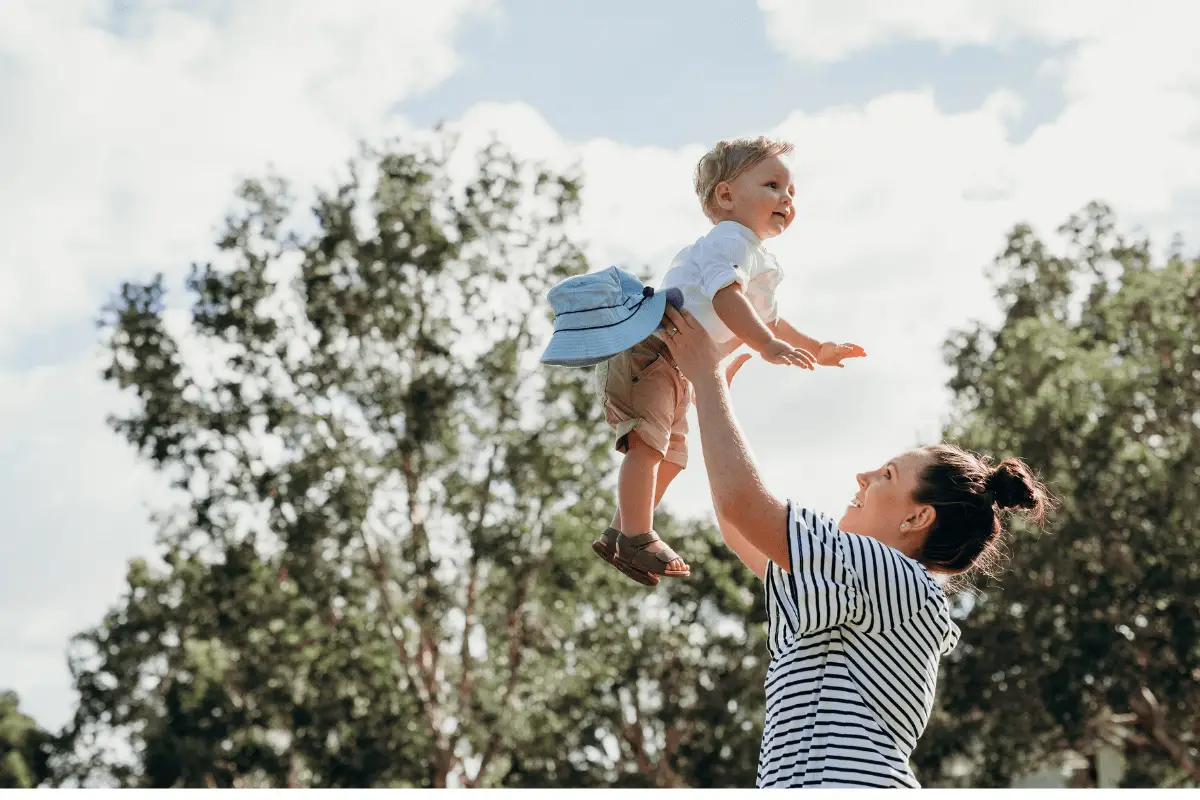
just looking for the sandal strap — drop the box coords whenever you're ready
[619,531,683,565]
[622,531,661,548]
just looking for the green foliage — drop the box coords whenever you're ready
[914,203,1200,787]
[0,691,52,788]
[61,135,767,788]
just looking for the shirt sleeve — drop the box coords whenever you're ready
[696,228,757,299]
[764,502,935,638]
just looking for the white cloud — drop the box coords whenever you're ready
[755,0,1200,208]
[0,0,492,353]
[0,0,491,729]
[758,1,1147,66]
[756,0,1200,217]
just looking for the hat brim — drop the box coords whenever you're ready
[540,292,669,368]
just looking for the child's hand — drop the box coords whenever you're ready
[816,342,867,368]
[761,338,816,370]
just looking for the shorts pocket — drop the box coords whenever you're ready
[628,346,668,385]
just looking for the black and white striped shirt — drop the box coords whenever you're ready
[757,502,961,788]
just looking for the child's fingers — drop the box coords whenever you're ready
[787,351,813,370]
[791,348,815,369]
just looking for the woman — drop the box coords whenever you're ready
[659,305,1051,789]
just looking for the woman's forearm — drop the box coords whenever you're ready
[691,374,790,568]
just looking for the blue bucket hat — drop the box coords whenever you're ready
[540,266,684,368]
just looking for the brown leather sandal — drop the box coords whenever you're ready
[614,530,691,582]
[593,527,659,587]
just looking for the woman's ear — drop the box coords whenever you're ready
[905,504,936,536]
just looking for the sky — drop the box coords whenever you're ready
[2,0,1199,732]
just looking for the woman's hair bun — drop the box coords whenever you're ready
[987,458,1041,514]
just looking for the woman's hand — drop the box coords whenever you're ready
[661,305,724,384]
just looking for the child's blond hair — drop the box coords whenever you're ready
[694,136,795,223]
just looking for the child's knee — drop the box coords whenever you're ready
[622,430,665,462]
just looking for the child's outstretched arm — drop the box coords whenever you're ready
[712,285,814,369]
[772,317,867,368]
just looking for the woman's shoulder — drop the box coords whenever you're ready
[787,503,840,536]
[788,503,943,597]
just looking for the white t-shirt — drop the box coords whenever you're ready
[660,220,783,344]
[757,503,961,788]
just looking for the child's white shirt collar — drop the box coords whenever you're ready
[712,219,764,247]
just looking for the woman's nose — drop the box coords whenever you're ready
[855,472,868,489]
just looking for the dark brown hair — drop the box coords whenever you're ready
[914,444,1052,584]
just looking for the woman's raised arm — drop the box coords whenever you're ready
[661,306,791,570]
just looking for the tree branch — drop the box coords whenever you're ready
[457,561,480,699]
[397,449,444,728]
[459,439,502,701]
[615,681,656,782]
[659,722,684,787]
[1128,687,1200,783]
[358,516,447,769]
[466,578,530,787]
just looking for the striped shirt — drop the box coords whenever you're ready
[757,502,961,788]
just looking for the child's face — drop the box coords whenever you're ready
[715,155,796,240]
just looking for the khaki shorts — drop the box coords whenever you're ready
[597,334,691,468]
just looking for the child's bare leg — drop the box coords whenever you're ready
[610,444,681,531]
[613,433,660,536]
[612,434,687,574]
[645,460,688,573]
[654,460,683,505]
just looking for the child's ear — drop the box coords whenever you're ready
[714,180,735,212]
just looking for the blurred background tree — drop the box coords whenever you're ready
[0,690,53,788]
[914,203,1200,787]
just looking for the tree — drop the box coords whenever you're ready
[912,203,1200,787]
[0,690,52,788]
[61,135,769,788]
